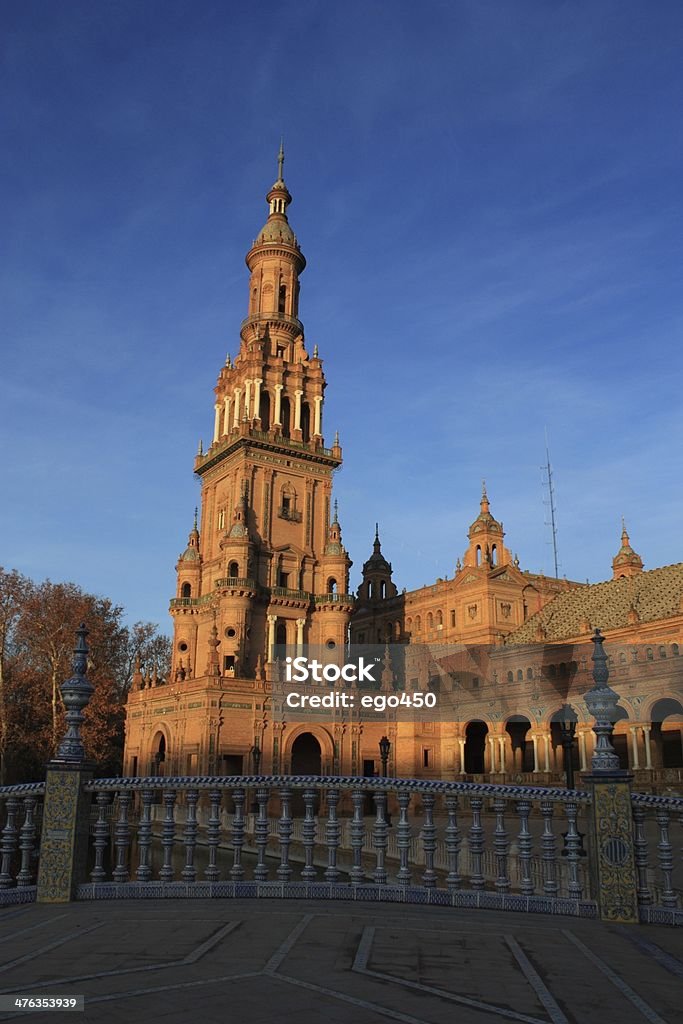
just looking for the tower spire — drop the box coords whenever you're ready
[277,137,285,181]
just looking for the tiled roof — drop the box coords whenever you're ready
[506,563,683,643]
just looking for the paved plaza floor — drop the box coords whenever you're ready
[0,899,681,1024]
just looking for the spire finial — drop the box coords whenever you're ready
[482,479,487,499]
[277,137,285,181]
[334,430,339,446]
[333,499,339,524]
[375,522,379,541]
[193,507,198,531]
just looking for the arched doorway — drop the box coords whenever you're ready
[506,716,534,773]
[651,698,683,768]
[291,732,322,775]
[151,732,167,776]
[464,721,487,774]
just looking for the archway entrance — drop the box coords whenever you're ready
[651,698,683,768]
[151,733,166,776]
[291,732,322,775]
[464,721,487,774]
[506,717,534,773]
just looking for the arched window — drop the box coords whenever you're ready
[507,671,514,683]
[228,561,239,578]
[415,616,422,633]
[527,667,533,680]
[491,544,497,566]
[450,610,456,627]
[259,390,271,431]
[327,577,337,594]
[301,402,311,443]
[380,580,387,599]
[281,396,291,437]
[436,610,443,627]
[427,612,433,630]
[659,646,667,658]
[262,282,274,312]
[278,284,287,313]
[181,582,191,599]
[619,652,627,664]
[646,647,653,661]
[673,643,680,656]
[406,617,413,631]
[517,669,523,682]
[476,545,481,567]
[395,620,401,638]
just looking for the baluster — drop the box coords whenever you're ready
[301,788,317,881]
[230,788,245,881]
[135,788,154,882]
[324,788,341,882]
[159,790,177,882]
[373,790,388,885]
[90,791,111,883]
[396,791,412,887]
[421,793,436,888]
[205,789,222,882]
[515,799,533,896]
[350,788,365,885]
[112,791,131,883]
[563,800,582,899]
[656,808,676,907]
[632,805,651,905]
[17,796,37,887]
[540,799,558,897]
[493,796,510,893]
[254,787,270,881]
[444,794,461,891]
[0,797,19,888]
[468,796,485,890]
[181,789,199,883]
[277,786,292,882]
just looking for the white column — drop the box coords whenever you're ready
[488,735,497,773]
[253,378,262,420]
[213,403,221,443]
[273,384,283,426]
[223,396,231,435]
[233,389,242,426]
[543,733,551,772]
[244,379,253,418]
[267,615,277,661]
[642,725,652,769]
[458,737,466,775]
[532,734,540,772]
[630,726,640,769]
[578,731,587,771]
[294,389,303,431]
[313,395,323,436]
[498,735,506,773]
[296,617,305,652]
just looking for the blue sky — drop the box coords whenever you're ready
[2,0,682,631]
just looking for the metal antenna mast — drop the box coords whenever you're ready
[542,428,560,578]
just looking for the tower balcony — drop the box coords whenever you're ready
[214,576,258,594]
[240,312,304,339]
[313,592,356,608]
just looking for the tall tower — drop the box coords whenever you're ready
[170,149,351,688]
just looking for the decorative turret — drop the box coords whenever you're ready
[612,519,644,579]
[321,501,352,595]
[358,525,398,602]
[175,508,202,600]
[463,483,512,569]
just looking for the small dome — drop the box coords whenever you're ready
[180,545,200,562]
[256,216,297,246]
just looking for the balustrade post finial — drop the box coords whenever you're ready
[584,628,620,772]
[54,623,95,764]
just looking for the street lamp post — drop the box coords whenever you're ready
[379,735,391,777]
[559,716,577,789]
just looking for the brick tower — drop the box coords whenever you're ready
[124,149,353,777]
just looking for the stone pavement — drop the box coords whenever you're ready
[0,900,681,1024]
